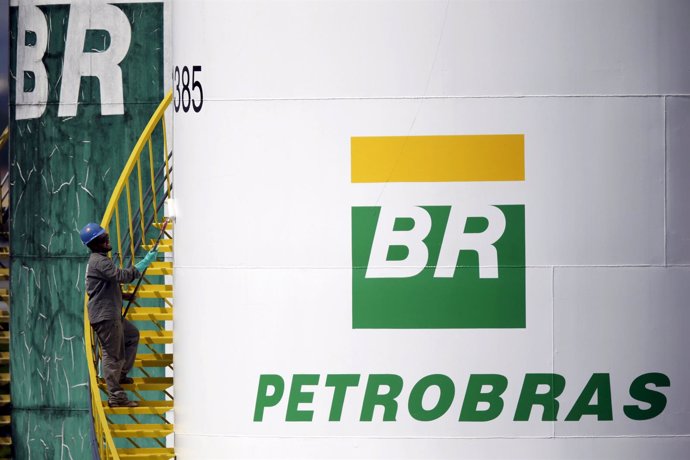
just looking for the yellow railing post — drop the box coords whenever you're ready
[115,205,123,268]
[0,127,8,151]
[125,181,136,265]
[137,159,146,240]
[148,139,159,224]
[162,116,171,195]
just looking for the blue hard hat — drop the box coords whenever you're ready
[80,223,106,245]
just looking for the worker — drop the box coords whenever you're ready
[80,222,158,407]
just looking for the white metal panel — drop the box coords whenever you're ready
[172,0,690,99]
[174,435,690,460]
[173,97,665,269]
[553,267,690,436]
[666,97,690,265]
[173,266,554,438]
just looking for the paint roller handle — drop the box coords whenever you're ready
[122,218,170,318]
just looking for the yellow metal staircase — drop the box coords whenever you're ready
[84,93,175,459]
[0,127,11,457]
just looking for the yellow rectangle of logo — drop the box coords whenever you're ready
[351,135,524,183]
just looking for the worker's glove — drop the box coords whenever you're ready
[134,248,158,272]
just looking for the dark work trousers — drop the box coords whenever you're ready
[92,318,140,402]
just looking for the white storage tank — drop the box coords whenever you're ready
[171,1,690,458]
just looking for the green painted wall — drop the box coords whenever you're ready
[9,2,165,457]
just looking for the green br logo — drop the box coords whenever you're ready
[351,135,526,329]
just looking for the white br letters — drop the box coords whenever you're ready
[15,3,131,120]
[365,205,506,279]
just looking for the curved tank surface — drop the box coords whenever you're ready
[171,1,690,458]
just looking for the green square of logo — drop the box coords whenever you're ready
[352,205,525,329]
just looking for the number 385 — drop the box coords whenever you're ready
[173,65,203,113]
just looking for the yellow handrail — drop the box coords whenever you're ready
[83,91,172,459]
[102,91,173,226]
[83,305,119,458]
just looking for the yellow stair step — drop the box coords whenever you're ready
[153,221,174,230]
[146,261,173,276]
[0,248,8,257]
[143,244,172,254]
[0,352,8,365]
[0,332,8,345]
[111,423,174,438]
[0,311,8,324]
[0,289,7,302]
[0,415,10,427]
[0,268,8,280]
[121,377,173,391]
[134,353,173,368]
[0,373,9,385]
[103,400,173,416]
[127,306,173,321]
[118,447,175,460]
[0,436,10,446]
[123,284,172,299]
[99,377,172,391]
[139,330,173,344]
[0,395,10,406]
[142,239,173,253]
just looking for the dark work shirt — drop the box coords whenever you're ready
[85,252,140,324]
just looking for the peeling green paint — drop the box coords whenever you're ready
[12,409,93,459]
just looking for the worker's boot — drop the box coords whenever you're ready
[108,392,139,407]
[108,398,139,408]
